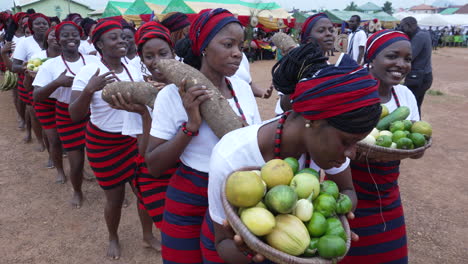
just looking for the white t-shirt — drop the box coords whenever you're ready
[121,105,153,138]
[33,55,99,103]
[274,91,284,115]
[208,121,349,225]
[12,35,43,62]
[72,61,144,132]
[150,76,262,172]
[233,53,252,84]
[385,84,420,121]
[78,39,96,55]
[347,30,367,63]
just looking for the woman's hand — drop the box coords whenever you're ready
[222,220,266,263]
[346,212,360,242]
[179,78,212,132]
[55,69,75,87]
[1,41,14,54]
[84,68,116,94]
[25,68,37,78]
[110,92,147,115]
[148,80,166,91]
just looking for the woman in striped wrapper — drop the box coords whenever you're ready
[68,19,159,259]
[341,30,422,264]
[144,8,261,264]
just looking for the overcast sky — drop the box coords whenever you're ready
[1,0,467,12]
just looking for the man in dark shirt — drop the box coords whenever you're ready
[400,17,433,116]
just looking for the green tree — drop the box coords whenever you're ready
[382,1,393,15]
[344,1,359,11]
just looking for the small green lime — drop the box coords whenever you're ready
[392,130,407,143]
[396,137,414,150]
[390,121,406,133]
[284,157,299,174]
[375,135,392,147]
[408,133,427,148]
[306,212,328,237]
[402,120,413,131]
[297,168,319,179]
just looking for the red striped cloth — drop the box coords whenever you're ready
[55,101,88,151]
[85,122,138,190]
[34,98,57,129]
[17,73,31,104]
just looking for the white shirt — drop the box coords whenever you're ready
[347,30,367,63]
[33,55,99,103]
[150,76,262,172]
[233,53,252,84]
[12,35,43,62]
[72,61,144,132]
[121,105,152,138]
[385,84,420,121]
[208,121,349,225]
[78,39,96,55]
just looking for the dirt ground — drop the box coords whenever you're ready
[1,47,467,264]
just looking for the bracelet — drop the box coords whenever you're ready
[181,122,199,136]
[242,251,254,261]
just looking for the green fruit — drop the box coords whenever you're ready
[226,171,266,208]
[297,168,319,180]
[264,185,298,214]
[306,212,328,237]
[325,217,347,241]
[396,137,414,150]
[376,106,410,130]
[261,159,294,189]
[290,173,320,199]
[402,120,413,131]
[241,207,276,236]
[380,104,389,119]
[320,180,339,199]
[408,133,427,148]
[317,235,347,259]
[411,121,432,137]
[265,214,310,256]
[392,130,407,143]
[403,130,411,137]
[284,157,299,174]
[336,193,352,214]
[389,121,405,133]
[375,135,392,147]
[313,194,336,218]
[302,238,320,257]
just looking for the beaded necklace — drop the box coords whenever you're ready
[391,87,400,107]
[101,59,134,82]
[274,111,311,168]
[61,53,85,76]
[225,78,246,122]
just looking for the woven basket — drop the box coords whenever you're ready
[356,137,432,161]
[221,167,351,264]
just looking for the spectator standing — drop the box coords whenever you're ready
[347,15,367,64]
[400,17,433,116]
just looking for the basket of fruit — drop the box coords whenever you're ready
[356,106,432,161]
[221,159,352,264]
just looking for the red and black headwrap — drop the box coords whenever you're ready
[28,13,51,34]
[13,12,28,26]
[43,26,57,49]
[55,21,83,41]
[291,54,381,133]
[0,12,10,30]
[189,8,240,56]
[365,29,409,63]
[301,13,329,44]
[136,22,172,53]
[161,12,190,33]
[91,19,122,44]
[135,21,163,45]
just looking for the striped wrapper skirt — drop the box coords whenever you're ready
[55,101,88,152]
[201,211,275,264]
[34,98,57,129]
[133,154,179,228]
[340,160,407,264]
[17,73,31,104]
[85,122,137,190]
[160,163,209,264]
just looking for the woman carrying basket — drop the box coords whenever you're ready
[144,8,261,264]
[340,30,420,264]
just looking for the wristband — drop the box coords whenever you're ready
[181,122,199,136]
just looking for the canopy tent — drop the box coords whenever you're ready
[122,0,154,25]
[358,2,382,12]
[440,8,459,15]
[102,1,133,18]
[324,10,398,28]
[394,12,468,28]
[161,0,293,30]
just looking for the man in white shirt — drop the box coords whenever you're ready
[347,15,367,64]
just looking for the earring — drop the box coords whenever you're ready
[305,123,311,128]
[202,51,206,57]
[369,64,374,69]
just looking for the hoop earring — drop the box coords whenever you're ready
[369,64,374,69]
[305,123,311,128]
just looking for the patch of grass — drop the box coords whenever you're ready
[427,90,444,96]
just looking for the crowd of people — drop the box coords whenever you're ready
[0,8,428,264]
